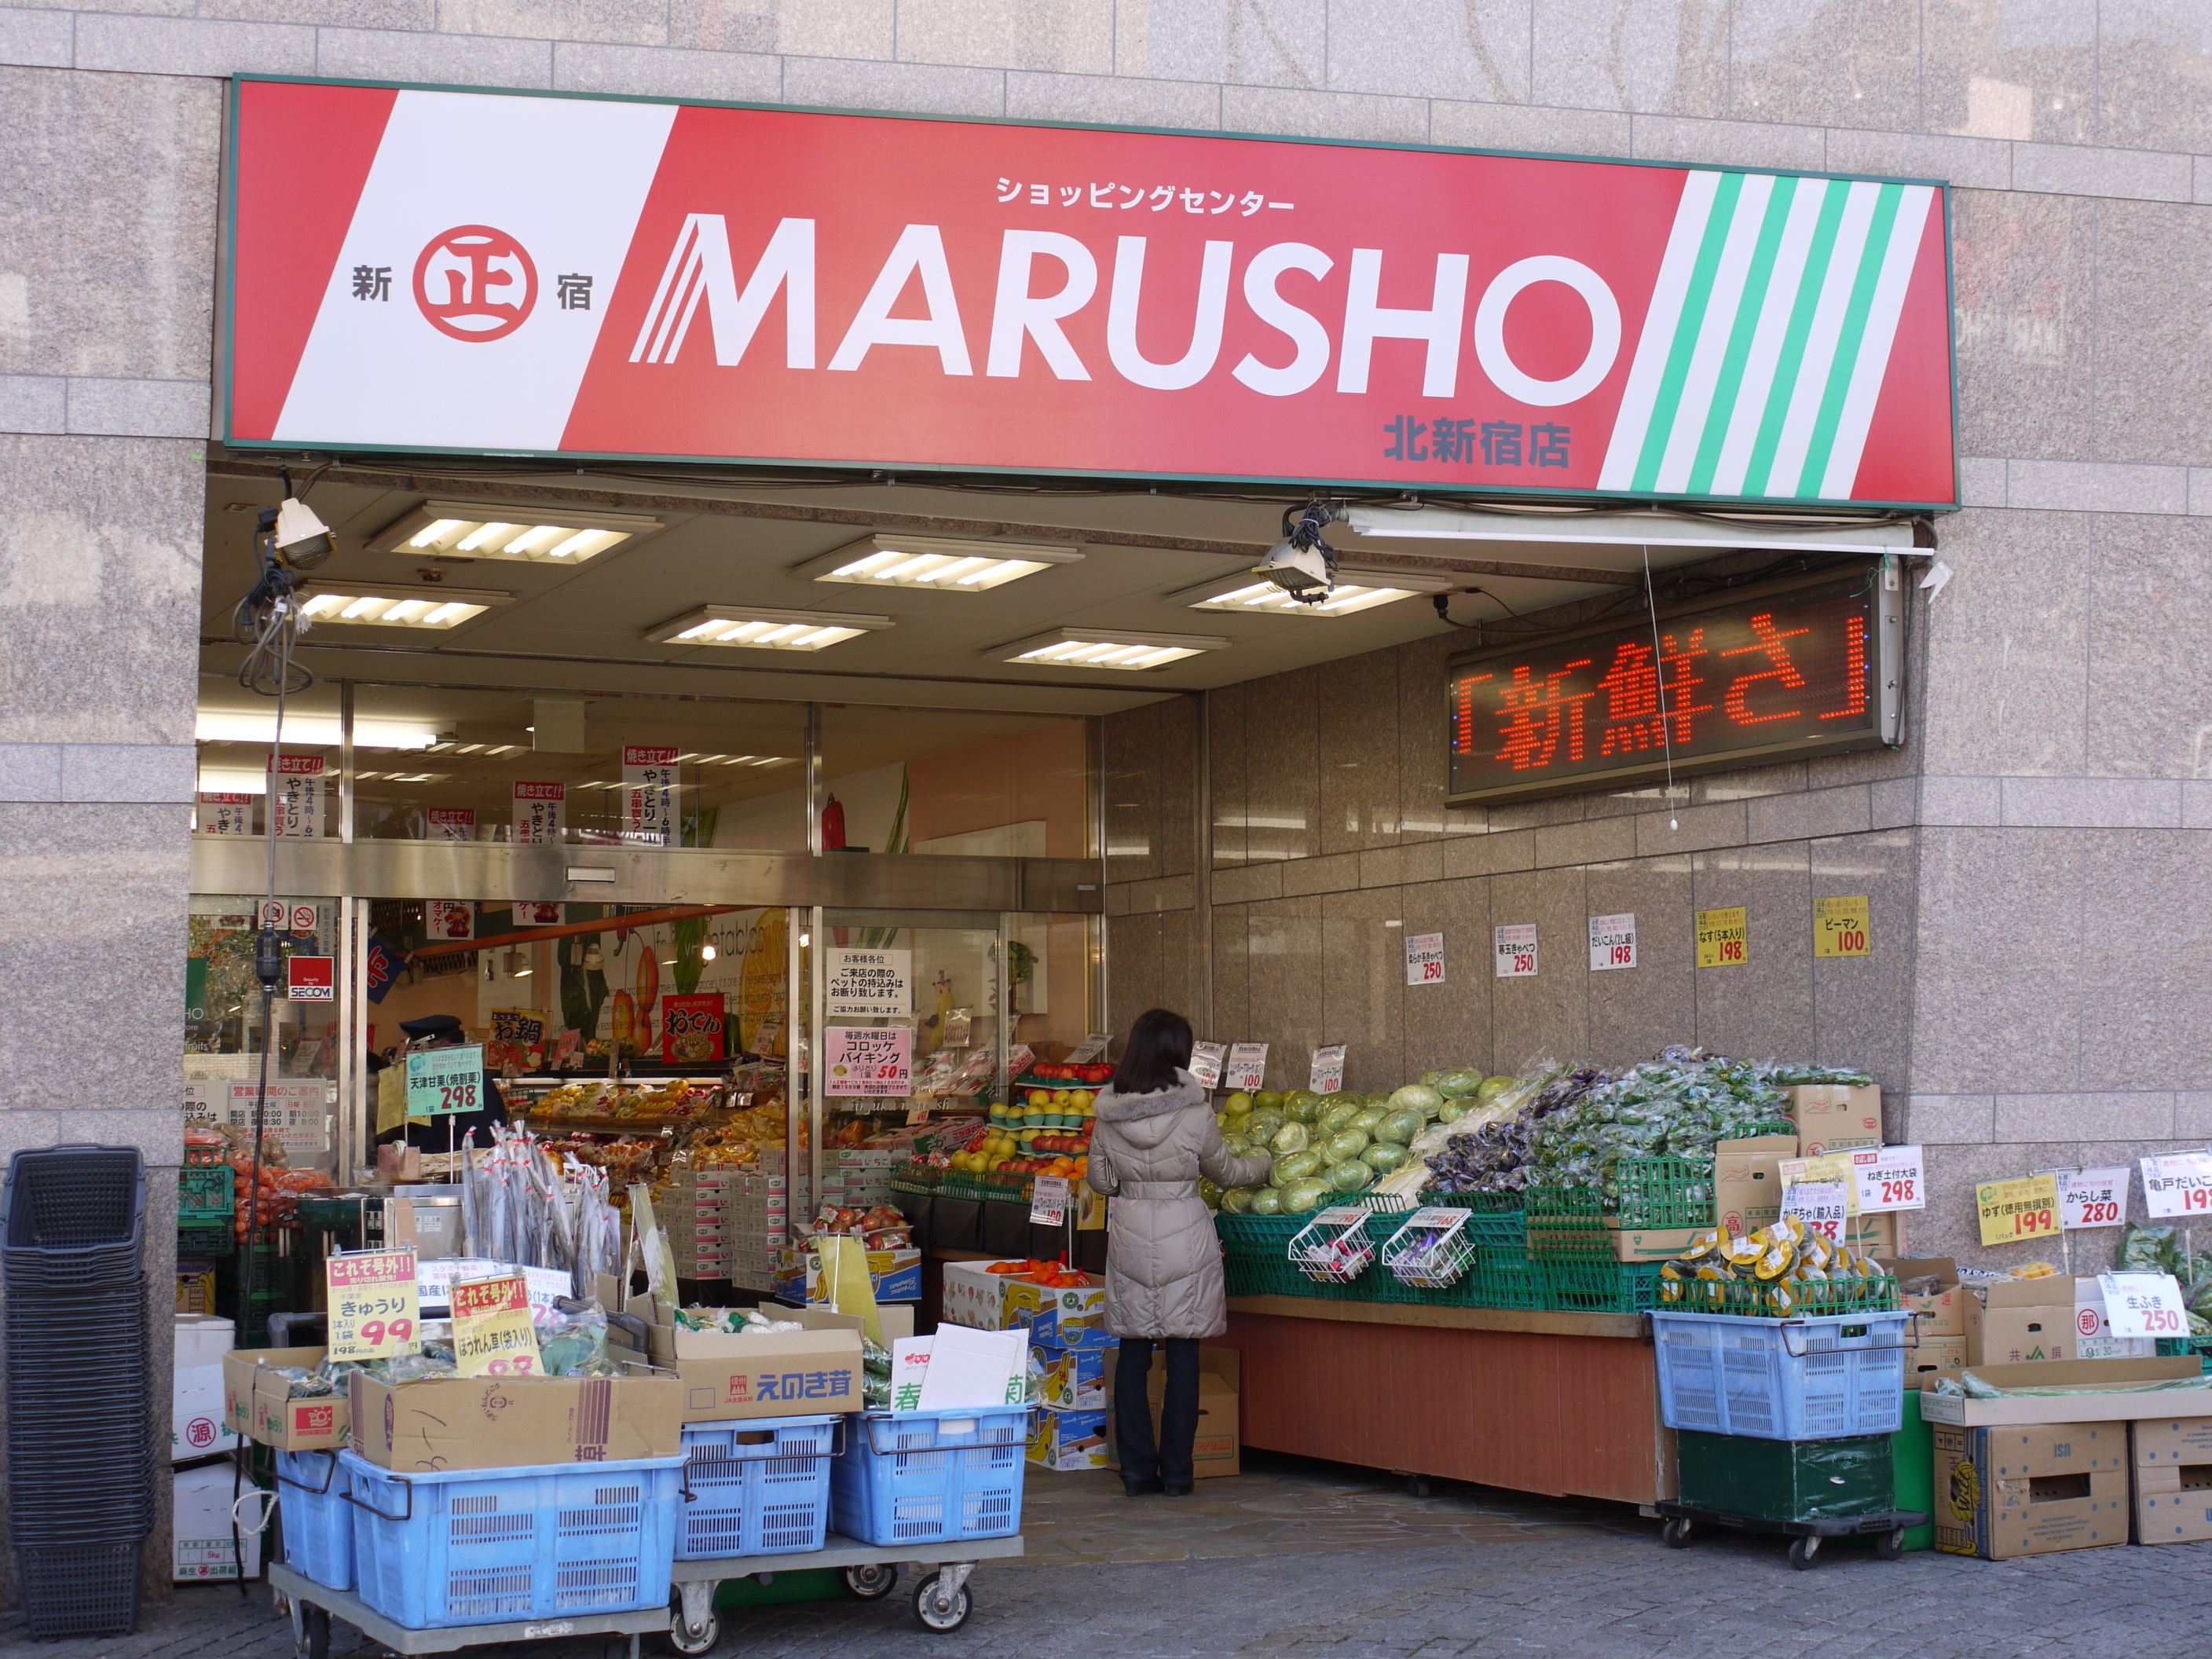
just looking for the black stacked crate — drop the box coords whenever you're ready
[3,1145,152,1638]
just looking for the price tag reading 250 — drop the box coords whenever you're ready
[326,1248,419,1361]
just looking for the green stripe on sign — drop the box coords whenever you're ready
[1796,182,1903,497]
[1685,174,1797,499]
[1740,181,1849,499]
[1632,170,1744,494]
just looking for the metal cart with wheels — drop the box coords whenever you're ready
[271,1562,672,1659]
[1655,1502,1928,1569]
[668,1533,1024,1644]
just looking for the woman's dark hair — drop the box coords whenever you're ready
[1111,1008,1194,1096]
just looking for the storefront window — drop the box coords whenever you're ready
[819,705,1090,859]
[185,894,342,1171]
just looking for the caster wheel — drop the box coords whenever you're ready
[1876,1529,1905,1562]
[305,1606,331,1659]
[666,1592,720,1656]
[1661,1518,1692,1549]
[1408,1476,1434,1500]
[844,1562,899,1601]
[1787,1536,1822,1571]
[912,1577,973,1634]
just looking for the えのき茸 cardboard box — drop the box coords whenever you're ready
[1918,1358,2204,1426]
[1714,1136,1796,1234]
[1934,1421,2128,1558]
[620,1291,871,1424]
[1791,1085,1882,1155]
[222,1346,350,1451]
[349,1371,683,1471]
[2131,1418,2212,1544]
[1968,1276,2077,1367]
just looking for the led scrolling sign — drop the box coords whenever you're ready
[1447,567,1903,806]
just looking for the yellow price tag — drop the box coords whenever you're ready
[1976,1173,2060,1247]
[326,1248,419,1361]
[1815,895,1871,958]
[450,1273,541,1377]
[1696,906,1747,969]
[1782,1152,1862,1216]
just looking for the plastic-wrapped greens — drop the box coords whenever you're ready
[538,1298,616,1377]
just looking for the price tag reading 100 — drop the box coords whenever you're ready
[327,1248,419,1361]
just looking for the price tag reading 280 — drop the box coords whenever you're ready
[326,1248,419,1361]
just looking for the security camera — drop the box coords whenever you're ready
[1255,501,1339,602]
[266,496,334,570]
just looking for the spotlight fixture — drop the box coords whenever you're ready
[1256,502,1342,601]
[789,535,1082,592]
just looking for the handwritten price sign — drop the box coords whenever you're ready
[1493,923,1538,979]
[1404,932,1445,987]
[1695,907,1747,969]
[1976,1173,2060,1247]
[1030,1174,1069,1227]
[405,1045,484,1116]
[1224,1043,1268,1093]
[2140,1152,2212,1219]
[1780,1180,1848,1242]
[450,1273,540,1378]
[2097,1271,2189,1340]
[1309,1044,1346,1094]
[326,1248,419,1361]
[824,1025,914,1097]
[1588,913,1636,972]
[2059,1166,2130,1229]
[1851,1144,1925,1214]
[1188,1042,1225,1090]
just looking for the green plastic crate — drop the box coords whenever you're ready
[1677,1430,1895,1522]
[1612,1156,1709,1229]
[1413,1192,1527,1253]
[179,1165,234,1227]
[1523,1186,1610,1258]
[1542,1260,1662,1313]
[2153,1335,2212,1362]
[177,1226,233,1257]
[1657,1272,1901,1317]
[1463,1253,1550,1309]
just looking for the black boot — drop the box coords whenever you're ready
[1122,1474,1164,1496]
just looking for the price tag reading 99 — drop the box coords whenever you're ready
[326,1248,419,1361]
[1976,1173,2060,1248]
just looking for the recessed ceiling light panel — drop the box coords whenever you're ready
[295,581,511,630]
[646,605,893,652]
[990,628,1229,671]
[791,535,1082,592]
[367,501,663,564]
[1175,567,1450,616]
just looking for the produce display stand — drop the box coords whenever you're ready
[668,1533,1024,1643]
[1222,1298,1676,1506]
[1654,1502,1928,1569]
[273,1562,668,1659]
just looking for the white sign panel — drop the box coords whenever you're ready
[1779,1180,1848,1242]
[197,793,255,836]
[223,1081,331,1154]
[512,782,566,842]
[425,808,475,841]
[1309,1045,1346,1094]
[1851,1144,1925,1213]
[269,755,324,837]
[2141,1152,2212,1219]
[622,745,679,846]
[2097,1271,2190,1341]
[1188,1042,1225,1090]
[1029,1174,1069,1227]
[1588,913,1636,972]
[824,948,912,1019]
[1223,1043,1268,1093]
[2075,1280,2156,1360]
[1404,932,1445,987]
[1494,924,1538,978]
[2051,1166,2130,1230]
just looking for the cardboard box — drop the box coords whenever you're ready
[1792,1085,1882,1155]
[796,1243,921,1305]
[1027,1404,1110,1471]
[2132,1418,2212,1544]
[1607,1224,1708,1262]
[174,1364,236,1461]
[350,1372,683,1471]
[173,1459,264,1582]
[1837,1211,1900,1257]
[1881,1258,1967,1339]
[618,1283,872,1423]
[1905,1337,1968,1388]
[176,1258,218,1314]
[2074,1279,2156,1361]
[1714,1135,1796,1234]
[942,1258,1027,1330]
[1104,1348,1241,1479]
[1968,1277,2077,1367]
[1919,1358,2205,1426]
[1934,1421,2129,1558]
[1005,1276,1112,1350]
[1031,1338,1117,1410]
[223,1346,350,1451]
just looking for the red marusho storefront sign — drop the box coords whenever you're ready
[225,79,1956,507]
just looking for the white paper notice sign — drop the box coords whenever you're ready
[197,793,254,836]
[1309,1045,1346,1093]
[1188,1042,1225,1090]
[269,755,324,837]
[1494,924,1538,978]
[1851,1145,1926,1213]
[622,745,679,846]
[2098,1271,2190,1340]
[1588,913,1636,972]
[423,899,474,941]
[1780,1181,1848,1242]
[1224,1043,1268,1092]
[1030,1174,1069,1226]
[224,1081,331,1154]
[2058,1166,2130,1229]
[1404,932,1445,987]
[825,948,912,1018]
[2141,1152,2212,1218]
[513,782,566,843]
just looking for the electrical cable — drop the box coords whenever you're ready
[1642,545,1679,832]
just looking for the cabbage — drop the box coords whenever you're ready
[1389,1084,1445,1119]
[1319,1102,1361,1135]
[1325,1127,1372,1163]
[1436,1068,1485,1098]
[1475,1076,1515,1104]
[1199,1176,1222,1209]
[1434,1097,1470,1124]
[1270,1122,1312,1155]
[1249,1188,1283,1216]
[1362,1143,1411,1174]
[1219,1186,1254,1214]
[1420,1069,1445,1087]
[1221,1133,1251,1157]
[1254,1091,1285,1114]
[1279,1177,1331,1215]
[1376,1108,1425,1145]
[1352,1108,1386,1134]
[1273,1149,1325,1186]
[1225,1092,1253,1115]
[1284,1090,1324,1122]
[1324,1159,1375,1192]
[1244,1110,1284,1144]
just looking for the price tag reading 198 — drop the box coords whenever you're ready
[2141,1152,2212,1219]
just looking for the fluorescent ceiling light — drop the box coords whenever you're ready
[645,605,892,652]
[367,500,663,564]
[990,628,1229,672]
[1339,504,1917,554]
[194,712,445,749]
[791,535,1082,592]
[1175,567,1449,617]
[296,580,511,630]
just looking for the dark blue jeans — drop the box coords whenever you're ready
[1114,1336,1200,1488]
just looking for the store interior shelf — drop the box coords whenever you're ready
[1224,1295,1645,1341]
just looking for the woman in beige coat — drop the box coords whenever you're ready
[1084,1007,1273,1496]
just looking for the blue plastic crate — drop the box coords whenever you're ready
[676,1415,837,1562]
[275,1449,353,1591]
[1652,1309,1911,1441]
[339,1449,686,1630]
[830,1407,1026,1547]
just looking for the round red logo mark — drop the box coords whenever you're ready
[413,224,537,342]
[2077,1307,2100,1339]
[186,1417,217,1448]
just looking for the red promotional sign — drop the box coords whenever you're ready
[284,955,335,1002]
[225,79,1955,507]
[662,992,726,1065]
